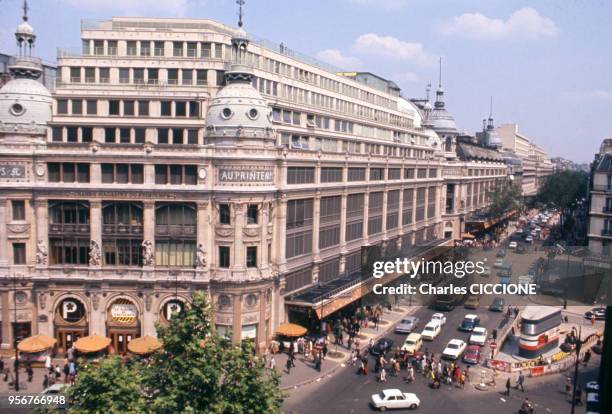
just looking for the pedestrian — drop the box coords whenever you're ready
[379,368,387,382]
[43,373,49,389]
[315,354,322,372]
[69,361,77,384]
[460,372,466,389]
[285,357,292,374]
[565,377,572,397]
[66,345,75,363]
[583,349,592,367]
[26,363,34,382]
[505,377,511,396]
[269,356,276,370]
[289,352,296,368]
[516,372,525,392]
[54,364,61,381]
[322,342,328,359]
[63,361,70,383]
[0,357,4,379]
[591,314,596,325]
[45,354,52,374]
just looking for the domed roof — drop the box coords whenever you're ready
[16,21,35,37]
[430,108,457,133]
[397,97,422,128]
[0,77,52,134]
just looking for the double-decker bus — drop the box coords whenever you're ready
[518,305,562,358]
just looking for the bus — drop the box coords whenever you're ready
[518,306,562,358]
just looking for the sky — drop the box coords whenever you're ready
[1,0,611,163]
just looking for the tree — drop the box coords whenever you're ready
[60,292,283,414]
[65,356,146,413]
[486,181,523,218]
[537,170,588,211]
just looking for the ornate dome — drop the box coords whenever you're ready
[16,21,35,38]
[0,77,52,134]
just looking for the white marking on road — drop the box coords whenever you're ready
[500,398,506,402]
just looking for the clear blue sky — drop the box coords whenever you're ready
[2,0,611,163]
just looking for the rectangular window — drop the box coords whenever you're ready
[369,167,385,181]
[157,128,169,144]
[182,69,193,85]
[173,42,183,57]
[219,204,231,224]
[161,101,172,117]
[133,68,144,84]
[388,168,401,180]
[318,258,340,284]
[134,128,145,144]
[167,69,178,85]
[188,101,199,118]
[119,68,129,84]
[402,189,414,225]
[175,101,187,117]
[196,69,207,85]
[319,196,341,249]
[219,246,230,268]
[57,99,68,114]
[172,128,183,144]
[82,127,92,142]
[12,200,25,221]
[99,67,110,83]
[105,127,116,143]
[120,128,130,143]
[147,68,159,84]
[348,168,365,182]
[52,127,63,141]
[72,100,82,115]
[367,192,384,235]
[123,100,134,116]
[86,100,97,115]
[201,42,211,57]
[404,168,415,179]
[138,101,149,116]
[154,41,164,56]
[320,167,342,183]
[109,100,120,116]
[417,168,427,179]
[286,198,313,258]
[247,204,258,224]
[246,246,257,268]
[13,243,26,265]
[285,267,312,293]
[415,188,426,222]
[429,168,438,178]
[187,129,198,145]
[67,127,78,142]
[287,167,315,185]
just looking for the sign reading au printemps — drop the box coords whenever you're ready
[218,166,274,183]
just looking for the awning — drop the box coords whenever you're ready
[17,334,56,353]
[127,336,162,355]
[74,334,111,354]
[275,323,307,337]
[462,233,476,239]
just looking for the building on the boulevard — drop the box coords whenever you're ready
[497,123,553,198]
[587,138,612,255]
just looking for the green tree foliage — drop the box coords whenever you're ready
[63,292,283,414]
[65,356,146,413]
[487,181,524,217]
[537,170,588,210]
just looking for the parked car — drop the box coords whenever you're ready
[442,339,467,360]
[462,345,481,364]
[508,241,518,249]
[489,297,505,312]
[370,338,394,356]
[395,316,420,334]
[585,307,606,320]
[459,314,480,331]
[469,327,488,346]
[430,312,447,326]
[464,295,479,309]
[525,235,533,243]
[370,389,420,411]
[421,321,442,341]
[401,333,423,355]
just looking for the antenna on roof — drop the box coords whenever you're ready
[438,56,442,88]
[426,83,431,101]
[489,96,494,119]
[22,0,29,21]
[237,0,245,28]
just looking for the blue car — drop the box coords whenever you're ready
[370,338,394,356]
[459,314,480,332]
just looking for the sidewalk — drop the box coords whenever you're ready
[274,305,418,390]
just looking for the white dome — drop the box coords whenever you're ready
[206,80,272,131]
[0,78,51,134]
[397,97,422,129]
[16,21,35,37]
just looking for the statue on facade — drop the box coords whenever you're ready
[196,243,207,268]
[89,240,101,266]
[142,240,154,266]
[92,293,100,311]
[36,240,47,265]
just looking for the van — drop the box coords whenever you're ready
[401,333,423,355]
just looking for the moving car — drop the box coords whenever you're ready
[462,345,481,364]
[459,314,480,331]
[442,339,467,360]
[469,327,488,346]
[464,295,479,309]
[370,338,394,356]
[401,333,423,355]
[421,321,442,341]
[496,249,507,257]
[489,297,505,312]
[370,389,420,411]
[508,241,518,249]
[430,312,447,326]
[494,258,504,268]
[395,316,420,334]
[585,307,606,321]
[525,235,533,243]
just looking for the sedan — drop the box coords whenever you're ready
[525,236,533,243]
[469,327,488,346]
[464,296,479,309]
[585,307,606,320]
[395,316,419,334]
[442,339,467,360]
[371,389,420,411]
[493,258,504,268]
[508,241,517,249]
[462,345,481,364]
[489,297,504,312]
[370,338,394,356]
[496,249,507,257]
[430,312,447,326]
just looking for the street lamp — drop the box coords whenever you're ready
[570,326,599,414]
[12,274,24,392]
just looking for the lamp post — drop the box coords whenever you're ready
[570,326,599,414]
[12,274,22,392]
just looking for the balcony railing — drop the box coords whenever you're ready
[155,224,197,237]
[49,223,90,235]
[592,185,612,192]
[102,223,143,237]
[601,229,612,237]
[602,206,612,214]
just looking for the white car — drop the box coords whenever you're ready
[525,236,533,243]
[508,241,517,249]
[421,321,441,341]
[469,327,488,346]
[442,339,467,360]
[371,389,420,411]
[494,258,504,268]
[430,312,446,326]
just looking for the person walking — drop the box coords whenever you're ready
[408,365,415,383]
[583,349,592,367]
[379,368,387,382]
[63,361,70,383]
[54,364,61,381]
[505,377,511,396]
[269,356,276,370]
[285,357,292,374]
[516,372,525,392]
[26,363,34,382]
[43,373,49,389]
[45,355,52,374]
[315,354,322,372]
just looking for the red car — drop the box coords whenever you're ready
[462,345,481,365]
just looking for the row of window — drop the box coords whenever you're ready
[64,66,219,87]
[51,126,200,145]
[56,98,200,118]
[47,163,199,185]
[287,166,439,184]
[82,40,225,59]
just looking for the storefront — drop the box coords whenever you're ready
[106,298,140,354]
[54,297,88,354]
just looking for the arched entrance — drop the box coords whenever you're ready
[106,298,140,354]
[54,297,88,354]
[159,298,186,325]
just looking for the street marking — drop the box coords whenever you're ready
[500,398,506,402]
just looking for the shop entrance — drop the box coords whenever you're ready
[106,298,140,355]
[54,298,88,354]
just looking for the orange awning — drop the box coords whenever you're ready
[276,323,307,337]
[74,334,111,354]
[17,334,56,353]
[462,233,476,239]
[127,336,162,355]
